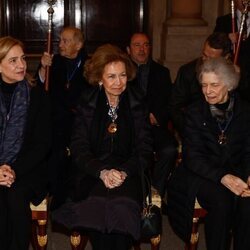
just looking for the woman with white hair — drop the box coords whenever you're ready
[168,57,250,250]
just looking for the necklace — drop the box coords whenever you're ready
[107,101,119,134]
[217,113,233,145]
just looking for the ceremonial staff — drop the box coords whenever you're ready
[234,0,250,65]
[44,0,56,91]
[231,0,236,54]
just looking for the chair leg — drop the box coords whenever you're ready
[70,231,89,250]
[150,235,161,250]
[31,221,39,250]
[38,219,48,250]
[31,219,47,250]
[185,217,199,250]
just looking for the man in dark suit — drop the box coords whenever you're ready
[169,32,232,136]
[127,33,177,204]
[37,26,89,209]
[214,0,250,101]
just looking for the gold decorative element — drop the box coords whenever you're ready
[38,219,47,226]
[190,232,199,244]
[193,217,199,223]
[108,122,117,133]
[70,234,81,247]
[150,235,161,246]
[37,235,47,247]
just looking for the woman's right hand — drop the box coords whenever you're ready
[221,174,248,196]
[0,164,15,187]
[100,169,127,189]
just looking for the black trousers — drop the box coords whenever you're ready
[151,126,178,197]
[197,179,250,250]
[89,231,133,250]
[0,184,32,250]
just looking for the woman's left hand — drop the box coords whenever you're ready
[100,169,127,189]
[241,176,250,197]
[221,174,248,195]
[107,169,127,189]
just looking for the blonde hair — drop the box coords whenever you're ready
[0,36,24,62]
[84,44,136,85]
[0,36,35,86]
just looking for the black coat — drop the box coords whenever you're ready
[214,13,234,34]
[131,60,176,145]
[69,85,153,203]
[214,13,250,65]
[144,60,172,126]
[167,94,250,242]
[37,49,89,148]
[12,84,51,204]
[169,59,204,135]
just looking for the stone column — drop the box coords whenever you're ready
[168,0,206,26]
[159,0,208,81]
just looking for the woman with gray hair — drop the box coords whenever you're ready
[168,57,250,250]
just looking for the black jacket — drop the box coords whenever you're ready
[69,85,153,202]
[169,59,204,135]
[37,49,89,148]
[131,59,173,126]
[167,94,250,241]
[12,84,51,204]
[214,13,250,65]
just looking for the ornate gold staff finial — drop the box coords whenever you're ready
[44,0,56,92]
[47,0,56,31]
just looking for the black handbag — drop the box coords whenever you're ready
[140,175,162,239]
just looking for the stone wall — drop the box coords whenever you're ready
[149,0,231,81]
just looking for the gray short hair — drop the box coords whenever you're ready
[197,57,240,90]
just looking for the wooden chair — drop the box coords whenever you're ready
[70,187,162,250]
[30,198,48,250]
[185,199,207,250]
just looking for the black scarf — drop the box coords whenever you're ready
[209,94,234,125]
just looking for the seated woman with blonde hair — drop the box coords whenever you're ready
[0,36,51,250]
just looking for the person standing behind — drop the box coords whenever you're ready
[169,32,231,136]
[0,36,51,250]
[214,0,250,102]
[127,32,177,203]
[37,26,88,208]
[214,0,250,65]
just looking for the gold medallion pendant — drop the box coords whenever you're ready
[108,122,117,133]
[218,133,227,145]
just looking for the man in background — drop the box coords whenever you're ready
[169,32,232,136]
[37,26,89,209]
[127,33,177,208]
[214,0,250,101]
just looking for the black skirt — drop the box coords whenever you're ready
[52,195,141,240]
